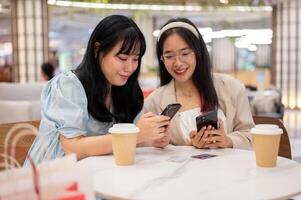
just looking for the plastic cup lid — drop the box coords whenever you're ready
[251,124,283,135]
[109,123,139,134]
[254,124,279,129]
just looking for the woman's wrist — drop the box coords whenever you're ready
[136,129,148,145]
[136,135,152,147]
[226,136,233,148]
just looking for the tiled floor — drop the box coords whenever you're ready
[283,109,301,162]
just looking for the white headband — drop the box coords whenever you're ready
[157,21,199,41]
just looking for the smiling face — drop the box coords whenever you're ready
[100,41,140,86]
[162,33,196,83]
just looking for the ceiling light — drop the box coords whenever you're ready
[220,0,229,4]
[47,1,203,12]
[248,44,257,51]
[47,1,272,12]
[152,30,160,37]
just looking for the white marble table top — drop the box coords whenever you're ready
[77,145,301,200]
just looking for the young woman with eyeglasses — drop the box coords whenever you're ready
[144,18,254,150]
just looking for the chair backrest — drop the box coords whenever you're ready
[0,121,40,167]
[253,116,291,159]
[0,100,41,123]
[0,82,45,101]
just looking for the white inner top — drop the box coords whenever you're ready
[109,123,139,134]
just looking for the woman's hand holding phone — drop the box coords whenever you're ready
[203,119,233,148]
[149,103,181,148]
[152,129,170,148]
[190,125,213,148]
[190,119,233,149]
[136,112,170,146]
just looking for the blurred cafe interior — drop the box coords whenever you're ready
[0,0,300,160]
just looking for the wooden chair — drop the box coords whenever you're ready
[253,116,292,159]
[0,121,40,168]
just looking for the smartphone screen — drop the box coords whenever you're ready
[196,109,218,131]
[161,103,181,120]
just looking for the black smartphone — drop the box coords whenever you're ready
[161,103,182,120]
[196,109,218,131]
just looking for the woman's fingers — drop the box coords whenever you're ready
[204,135,233,148]
[191,128,210,149]
[153,138,169,148]
[157,126,167,134]
[145,115,170,127]
[195,127,206,142]
[208,130,220,137]
[190,131,197,138]
[204,141,220,148]
[206,136,221,143]
[142,113,171,124]
[153,115,170,122]
[157,120,170,128]
[152,130,170,148]
[141,114,170,128]
[142,112,156,118]
[201,130,212,146]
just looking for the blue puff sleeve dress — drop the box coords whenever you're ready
[24,72,117,165]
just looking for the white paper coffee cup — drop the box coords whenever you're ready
[251,124,283,168]
[109,124,139,166]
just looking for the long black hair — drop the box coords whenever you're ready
[75,15,146,123]
[156,18,218,112]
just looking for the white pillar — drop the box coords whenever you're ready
[273,0,301,108]
[256,44,271,68]
[11,0,49,82]
[134,11,155,73]
[211,38,235,72]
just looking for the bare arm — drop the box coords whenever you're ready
[59,134,113,160]
[59,112,170,160]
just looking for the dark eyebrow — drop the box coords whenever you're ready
[180,47,192,51]
[163,47,191,54]
[117,53,140,56]
[116,53,140,59]
[163,50,173,54]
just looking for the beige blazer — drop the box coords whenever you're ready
[143,73,254,150]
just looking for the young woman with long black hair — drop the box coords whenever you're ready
[25,15,170,165]
[144,18,254,150]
